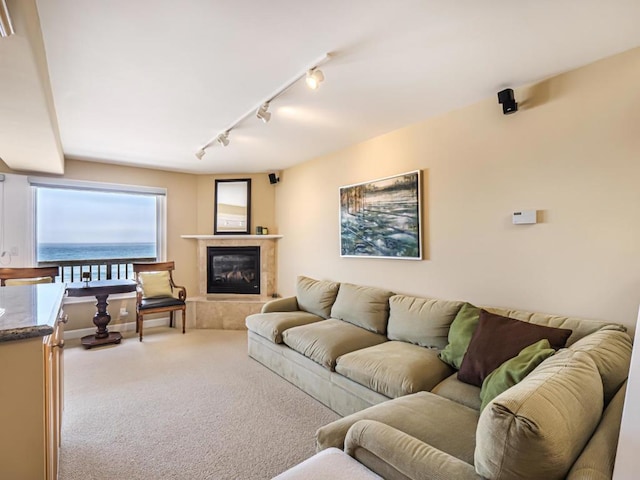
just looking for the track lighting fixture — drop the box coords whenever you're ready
[256,103,271,123]
[195,53,330,159]
[305,68,325,90]
[0,0,15,37]
[216,131,230,147]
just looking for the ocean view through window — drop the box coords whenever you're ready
[34,183,163,281]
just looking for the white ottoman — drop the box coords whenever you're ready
[272,447,383,480]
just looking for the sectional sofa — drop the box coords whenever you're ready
[246,276,632,479]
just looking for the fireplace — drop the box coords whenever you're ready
[207,246,260,295]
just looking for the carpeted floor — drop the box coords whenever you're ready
[59,328,339,480]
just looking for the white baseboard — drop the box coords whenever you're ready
[64,317,171,340]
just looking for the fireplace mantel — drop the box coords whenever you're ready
[182,234,281,298]
[181,235,282,240]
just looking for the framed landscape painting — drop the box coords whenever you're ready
[340,170,422,259]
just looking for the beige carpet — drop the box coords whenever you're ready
[59,328,339,480]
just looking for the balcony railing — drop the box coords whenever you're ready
[39,257,156,283]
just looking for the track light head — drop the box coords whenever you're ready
[216,131,230,147]
[497,88,518,115]
[195,148,206,160]
[305,68,325,90]
[256,103,271,123]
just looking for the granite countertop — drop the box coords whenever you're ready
[0,283,66,343]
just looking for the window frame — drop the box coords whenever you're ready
[28,176,167,266]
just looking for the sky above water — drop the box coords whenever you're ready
[37,188,157,244]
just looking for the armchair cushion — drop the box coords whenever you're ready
[139,296,184,310]
[138,271,173,298]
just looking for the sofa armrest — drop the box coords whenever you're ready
[261,296,299,313]
[345,420,482,480]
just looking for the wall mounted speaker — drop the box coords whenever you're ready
[497,88,518,115]
[268,173,280,184]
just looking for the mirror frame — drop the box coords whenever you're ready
[214,178,251,235]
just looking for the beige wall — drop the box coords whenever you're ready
[275,47,640,331]
[196,173,276,235]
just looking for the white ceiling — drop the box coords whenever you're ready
[9,1,640,174]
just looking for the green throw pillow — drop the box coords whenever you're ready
[480,339,556,411]
[439,302,481,369]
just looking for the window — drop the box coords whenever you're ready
[29,177,166,280]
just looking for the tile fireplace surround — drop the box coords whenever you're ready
[181,235,282,329]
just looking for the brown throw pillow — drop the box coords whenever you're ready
[457,310,572,387]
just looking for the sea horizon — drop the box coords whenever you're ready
[38,242,156,262]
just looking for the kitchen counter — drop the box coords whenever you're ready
[0,283,66,343]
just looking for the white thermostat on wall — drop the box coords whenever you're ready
[512,210,537,225]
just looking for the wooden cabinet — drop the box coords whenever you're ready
[45,309,66,479]
[0,283,66,480]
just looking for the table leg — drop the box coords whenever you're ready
[93,293,111,339]
[81,293,123,348]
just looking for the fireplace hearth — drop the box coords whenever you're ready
[207,246,260,295]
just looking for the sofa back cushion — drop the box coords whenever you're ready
[568,326,632,405]
[387,295,464,349]
[484,306,623,346]
[330,283,394,334]
[296,276,340,319]
[475,349,603,480]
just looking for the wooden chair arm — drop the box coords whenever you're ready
[174,285,187,301]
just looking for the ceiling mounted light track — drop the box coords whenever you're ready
[195,52,331,159]
[0,0,15,37]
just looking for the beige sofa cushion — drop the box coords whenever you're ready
[387,295,464,350]
[431,373,482,411]
[245,311,324,344]
[566,382,626,480]
[317,391,479,465]
[283,319,387,370]
[475,349,603,480]
[336,341,454,398]
[296,276,340,319]
[330,283,394,334]
[483,306,623,346]
[568,326,632,405]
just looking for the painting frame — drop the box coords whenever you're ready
[339,170,422,260]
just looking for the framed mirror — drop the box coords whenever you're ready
[214,178,251,235]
